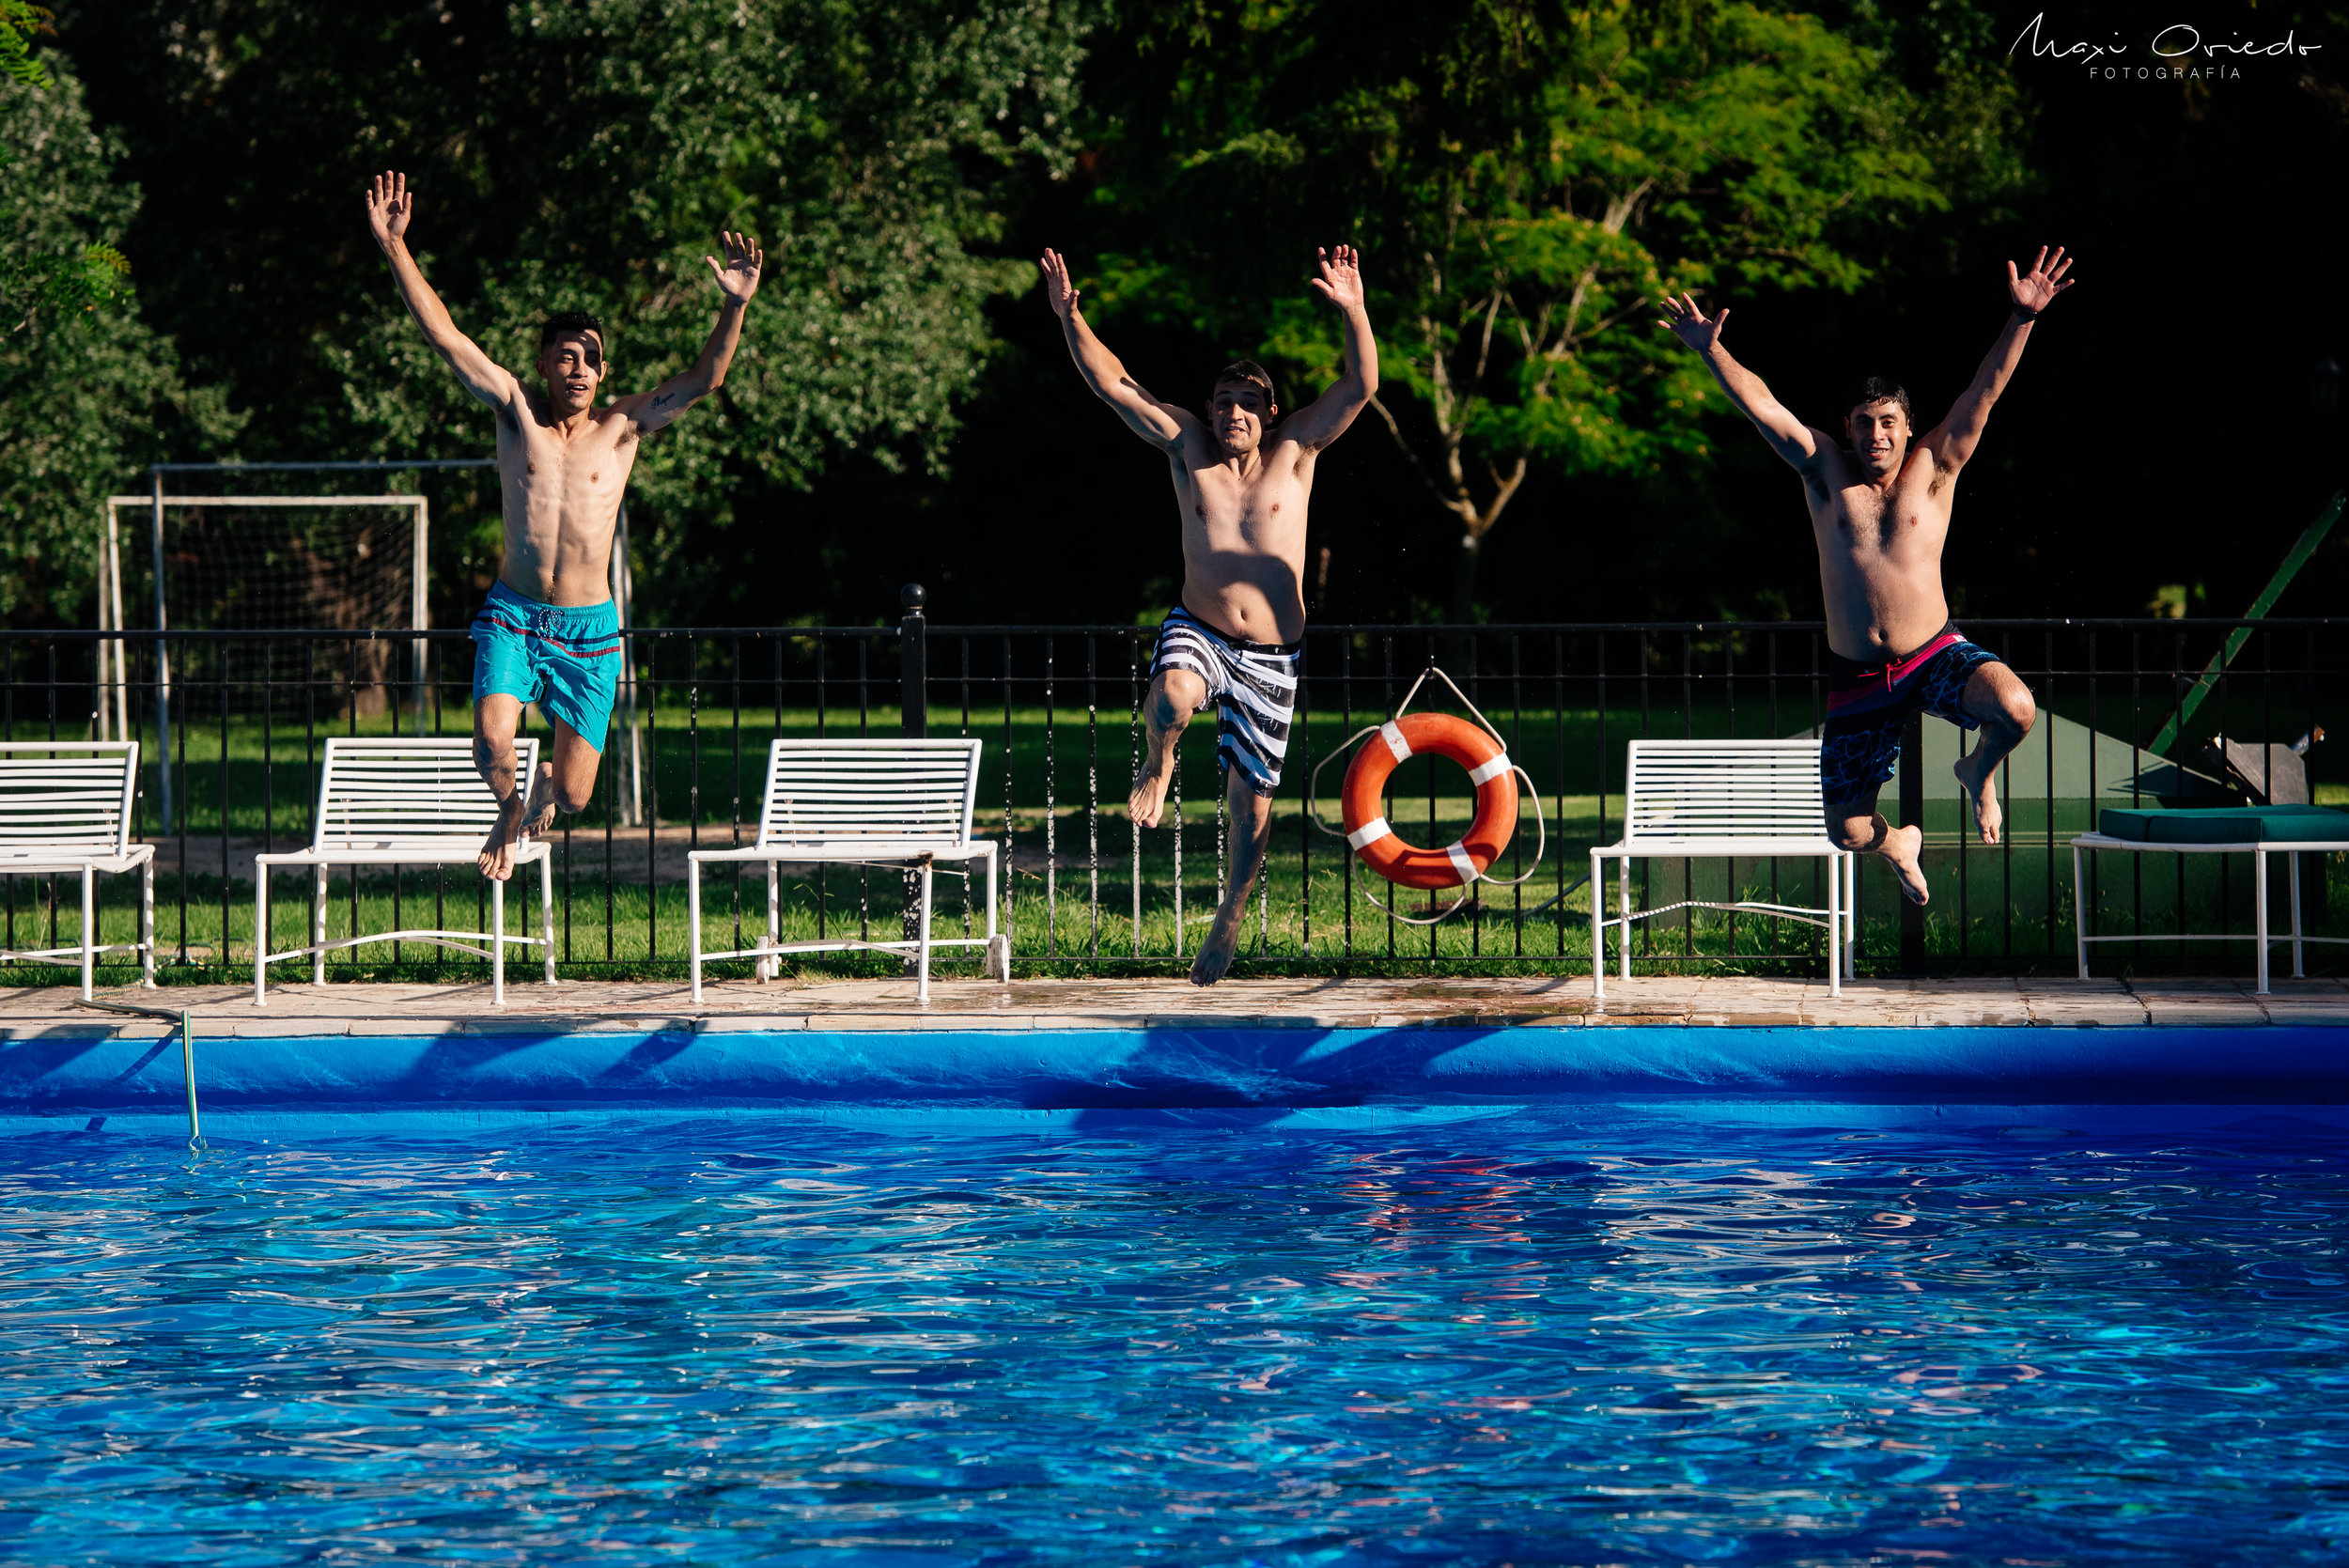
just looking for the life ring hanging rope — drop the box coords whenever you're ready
[1306,665,1547,925]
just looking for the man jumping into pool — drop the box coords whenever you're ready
[365,170,762,879]
[1038,244,1377,984]
[1660,246,2077,904]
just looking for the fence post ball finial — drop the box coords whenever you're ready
[900,582,926,615]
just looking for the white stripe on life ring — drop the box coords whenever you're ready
[1445,842,1480,885]
[1346,816,1392,850]
[1467,752,1511,786]
[1380,721,1412,762]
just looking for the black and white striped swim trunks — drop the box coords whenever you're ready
[1148,607,1301,796]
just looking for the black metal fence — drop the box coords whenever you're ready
[4,608,2345,983]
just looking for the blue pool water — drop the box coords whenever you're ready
[5,1110,2347,1565]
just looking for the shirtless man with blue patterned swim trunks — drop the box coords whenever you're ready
[366,171,762,878]
[1661,246,2077,905]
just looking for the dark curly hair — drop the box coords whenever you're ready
[1845,375,1911,427]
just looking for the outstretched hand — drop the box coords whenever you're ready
[705,231,763,304]
[366,171,413,249]
[1657,292,1727,352]
[1037,248,1081,319]
[1309,244,1365,312]
[2007,245,2077,315]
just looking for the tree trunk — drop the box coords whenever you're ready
[1449,529,1483,626]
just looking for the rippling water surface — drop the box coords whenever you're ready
[5,1110,2348,1564]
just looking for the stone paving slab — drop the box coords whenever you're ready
[4,971,2347,1038]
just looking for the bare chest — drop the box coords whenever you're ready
[1815,469,1948,561]
[1176,449,1313,542]
[500,412,638,505]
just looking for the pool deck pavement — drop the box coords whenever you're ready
[6,972,2348,1038]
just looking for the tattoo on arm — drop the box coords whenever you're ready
[649,391,679,411]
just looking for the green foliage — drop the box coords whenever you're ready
[0,52,238,624]
[0,2,130,336]
[70,0,1090,620]
[1,0,50,88]
[1082,0,2020,618]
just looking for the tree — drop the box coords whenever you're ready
[61,0,1089,623]
[1081,0,2012,621]
[0,8,236,624]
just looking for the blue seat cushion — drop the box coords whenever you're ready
[2098,804,2349,844]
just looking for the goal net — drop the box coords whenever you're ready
[100,495,428,724]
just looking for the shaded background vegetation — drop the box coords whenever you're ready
[7,0,2347,631]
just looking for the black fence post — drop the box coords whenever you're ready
[1900,712,1926,973]
[900,584,928,963]
[899,583,928,739]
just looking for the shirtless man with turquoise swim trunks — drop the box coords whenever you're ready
[365,171,763,878]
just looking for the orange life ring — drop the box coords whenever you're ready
[1340,713,1519,890]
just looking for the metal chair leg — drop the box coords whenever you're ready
[763,862,780,982]
[1618,854,1632,983]
[2254,849,2270,997]
[1843,852,1858,978]
[253,862,269,1006]
[2074,844,2090,981]
[141,859,155,988]
[79,867,94,1001]
[1826,852,1841,1000]
[492,875,506,1006]
[540,853,557,986]
[2292,851,2305,979]
[916,859,935,1005]
[688,860,704,1004]
[1589,849,1605,1000]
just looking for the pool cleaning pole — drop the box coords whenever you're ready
[71,998,203,1146]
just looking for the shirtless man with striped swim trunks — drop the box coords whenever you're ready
[1039,244,1378,983]
[366,171,763,879]
[1661,246,2077,904]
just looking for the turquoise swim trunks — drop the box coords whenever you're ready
[470,582,623,751]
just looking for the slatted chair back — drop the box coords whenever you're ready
[0,741,139,858]
[311,737,537,852]
[1622,739,1828,844]
[754,738,983,848]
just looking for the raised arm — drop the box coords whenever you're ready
[1038,249,1192,449]
[1658,295,1829,474]
[615,232,763,436]
[365,172,520,410]
[1921,245,2076,471]
[1280,245,1379,451]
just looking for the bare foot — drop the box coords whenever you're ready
[1880,822,1930,906]
[1129,760,1172,829]
[1190,907,1243,986]
[518,761,557,841]
[1952,751,2003,844]
[477,793,525,881]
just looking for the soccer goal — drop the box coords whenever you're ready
[96,459,646,834]
[100,489,428,834]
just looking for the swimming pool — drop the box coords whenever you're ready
[7,1110,2345,1563]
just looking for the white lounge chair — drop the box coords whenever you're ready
[1590,738,1857,999]
[253,737,554,1006]
[688,737,1005,1003]
[0,740,156,999]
